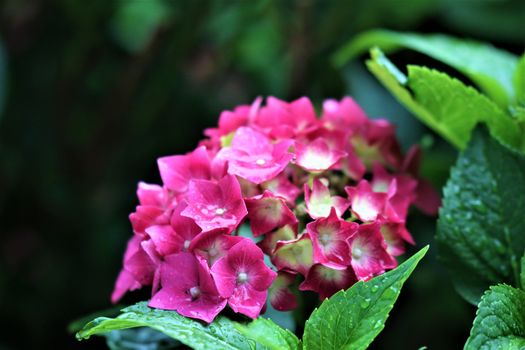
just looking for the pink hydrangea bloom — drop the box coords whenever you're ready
[217,127,294,184]
[149,253,227,323]
[307,208,358,269]
[189,228,243,266]
[112,96,439,321]
[347,222,397,281]
[181,174,247,232]
[211,239,277,319]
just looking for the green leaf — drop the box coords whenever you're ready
[514,53,525,104]
[303,246,428,350]
[465,284,525,350]
[77,302,263,350]
[365,48,523,152]
[335,30,518,106]
[437,127,525,304]
[234,318,300,350]
[521,252,525,290]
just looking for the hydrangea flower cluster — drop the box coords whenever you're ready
[112,96,440,323]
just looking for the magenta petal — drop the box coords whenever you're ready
[321,97,368,129]
[307,208,357,269]
[346,180,387,222]
[261,173,301,206]
[295,138,347,172]
[245,191,298,236]
[217,127,294,184]
[305,178,349,219]
[111,269,141,303]
[348,222,397,281]
[129,205,170,235]
[228,285,268,319]
[210,256,237,298]
[181,175,247,232]
[158,146,212,193]
[414,179,441,216]
[136,182,167,207]
[149,253,227,323]
[145,225,183,256]
[189,228,242,266]
[299,264,356,300]
[269,272,297,311]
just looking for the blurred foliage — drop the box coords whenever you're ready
[0,0,523,349]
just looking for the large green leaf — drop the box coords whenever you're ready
[437,127,525,304]
[335,29,518,106]
[234,317,300,350]
[77,302,264,350]
[465,284,525,350]
[365,48,523,152]
[302,246,428,350]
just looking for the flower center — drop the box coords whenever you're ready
[208,246,218,257]
[237,272,248,284]
[256,159,266,166]
[183,240,191,250]
[189,286,201,300]
[215,207,226,216]
[319,233,331,246]
[352,246,363,260]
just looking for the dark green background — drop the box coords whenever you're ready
[1,0,524,349]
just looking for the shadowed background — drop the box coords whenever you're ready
[1,0,524,349]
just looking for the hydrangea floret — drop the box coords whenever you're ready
[112,96,439,323]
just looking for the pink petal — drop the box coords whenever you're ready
[245,191,298,236]
[111,269,141,303]
[307,208,358,269]
[189,228,242,266]
[149,253,227,323]
[346,180,387,222]
[145,225,183,256]
[157,146,211,193]
[261,173,301,206]
[299,264,356,300]
[269,272,297,311]
[295,138,347,172]
[181,175,247,232]
[228,284,268,319]
[348,222,397,281]
[304,178,349,219]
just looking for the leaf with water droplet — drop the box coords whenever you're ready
[438,127,525,304]
[303,246,428,350]
[76,302,275,349]
[465,284,525,349]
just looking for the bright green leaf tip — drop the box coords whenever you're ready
[303,245,428,350]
